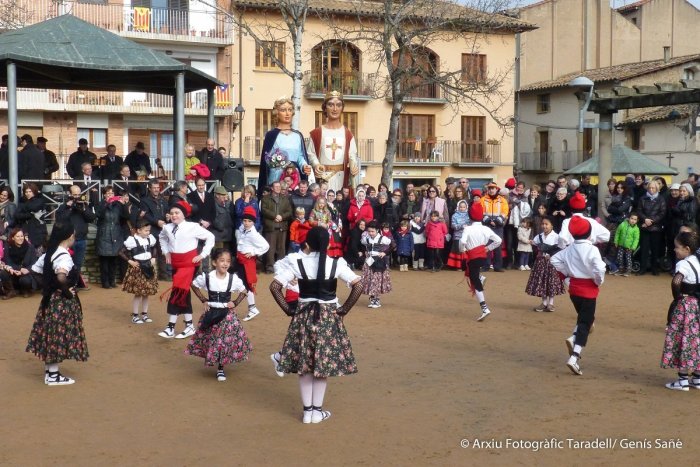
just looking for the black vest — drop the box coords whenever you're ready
[297,257,338,301]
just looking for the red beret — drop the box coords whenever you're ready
[505,178,516,189]
[469,203,484,222]
[569,215,592,239]
[171,200,192,218]
[471,189,482,198]
[242,205,257,221]
[569,192,586,211]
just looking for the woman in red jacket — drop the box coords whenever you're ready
[347,188,374,230]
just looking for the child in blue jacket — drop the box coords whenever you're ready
[394,220,414,272]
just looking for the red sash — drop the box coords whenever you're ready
[160,249,199,307]
[237,252,258,293]
[569,278,599,298]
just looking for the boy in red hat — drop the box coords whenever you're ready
[558,191,610,248]
[459,203,502,321]
[235,206,270,321]
[158,200,215,339]
[550,216,606,375]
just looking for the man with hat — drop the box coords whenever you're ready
[445,177,456,195]
[558,192,610,249]
[37,137,59,179]
[480,181,509,272]
[211,186,235,251]
[307,90,360,193]
[66,138,97,179]
[124,142,152,180]
[158,200,215,339]
[235,205,270,321]
[18,134,45,182]
[551,215,606,376]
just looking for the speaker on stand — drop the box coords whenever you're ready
[222,157,245,192]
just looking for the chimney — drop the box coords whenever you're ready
[664,46,671,63]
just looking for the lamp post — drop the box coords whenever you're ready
[569,76,613,218]
[234,103,245,158]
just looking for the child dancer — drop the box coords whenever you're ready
[661,231,700,390]
[361,221,393,308]
[459,203,502,321]
[551,216,606,376]
[517,218,533,270]
[425,210,448,272]
[119,219,158,324]
[410,212,426,270]
[235,206,270,321]
[526,216,564,312]
[394,220,414,272]
[289,207,310,253]
[447,200,470,270]
[26,223,88,385]
[613,213,640,277]
[158,201,215,339]
[186,249,251,382]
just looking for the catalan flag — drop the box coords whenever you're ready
[133,7,151,32]
[215,84,232,108]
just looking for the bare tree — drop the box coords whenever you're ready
[322,0,528,186]
[0,0,35,31]
[198,0,310,129]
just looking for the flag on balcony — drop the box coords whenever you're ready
[216,84,231,108]
[133,7,151,32]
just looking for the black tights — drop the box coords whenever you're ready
[571,295,596,347]
[467,258,486,292]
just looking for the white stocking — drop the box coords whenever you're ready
[132,296,142,315]
[312,377,328,407]
[168,314,178,324]
[47,363,59,373]
[247,292,256,308]
[141,296,150,314]
[184,313,193,323]
[475,290,485,303]
[299,374,313,407]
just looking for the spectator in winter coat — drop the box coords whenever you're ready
[393,220,414,271]
[636,179,667,275]
[347,189,374,230]
[211,186,236,251]
[424,210,448,271]
[234,185,261,232]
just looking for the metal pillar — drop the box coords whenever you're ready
[597,112,614,216]
[174,72,185,179]
[7,61,18,199]
[207,87,215,142]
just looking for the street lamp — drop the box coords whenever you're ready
[234,103,245,158]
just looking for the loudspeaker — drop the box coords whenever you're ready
[227,157,243,170]
[222,167,244,191]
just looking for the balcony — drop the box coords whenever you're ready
[393,139,499,165]
[16,0,233,46]
[518,151,553,172]
[243,137,376,166]
[388,81,447,104]
[303,71,375,101]
[0,88,233,116]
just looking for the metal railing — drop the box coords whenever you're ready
[400,81,441,100]
[393,139,499,164]
[518,151,552,172]
[0,88,232,115]
[15,0,234,44]
[303,70,376,97]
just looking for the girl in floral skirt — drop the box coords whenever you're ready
[119,219,159,324]
[270,227,363,424]
[361,221,393,308]
[186,249,251,382]
[26,223,88,386]
[525,216,565,312]
[661,231,700,391]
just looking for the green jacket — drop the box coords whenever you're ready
[260,194,293,232]
[614,220,640,250]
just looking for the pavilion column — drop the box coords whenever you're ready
[174,72,185,180]
[7,61,18,199]
[597,111,614,216]
[207,87,215,142]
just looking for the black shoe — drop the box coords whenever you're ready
[493,268,505,272]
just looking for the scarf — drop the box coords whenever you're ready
[7,241,29,267]
[647,191,659,201]
[160,249,199,308]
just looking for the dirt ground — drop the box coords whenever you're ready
[0,268,695,466]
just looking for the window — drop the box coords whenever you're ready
[392,47,440,99]
[310,41,362,94]
[461,116,485,161]
[684,68,695,80]
[627,128,641,150]
[77,128,107,152]
[461,54,487,83]
[314,111,359,138]
[397,114,435,160]
[537,94,551,113]
[255,41,285,70]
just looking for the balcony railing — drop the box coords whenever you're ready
[0,88,233,115]
[243,136,376,165]
[518,151,553,172]
[303,71,375,98]
[393,139,498,164]
[15,0,233,45]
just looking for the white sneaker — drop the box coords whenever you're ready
[216,369,227,382]
[141,314,153,323]
[270,353,285,378]
[565,336,575,356]
[374,299,382,308]
[175,324,196,339]
[46,372,75,386]
[566,355,582,375]
[525,265,531,270]
[131,315,144,324]
[479,275,487,286]
[665,379,689,391]
[477,308,491,321]
[302,407,313,424]
[519,265,526,271]
[242,307,260,321]
[158,326,175,338]
[311,407,332,424]
[367,299,375,308]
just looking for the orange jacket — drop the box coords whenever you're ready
[480,194,509,221]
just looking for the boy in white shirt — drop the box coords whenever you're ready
[235,206,270,321]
